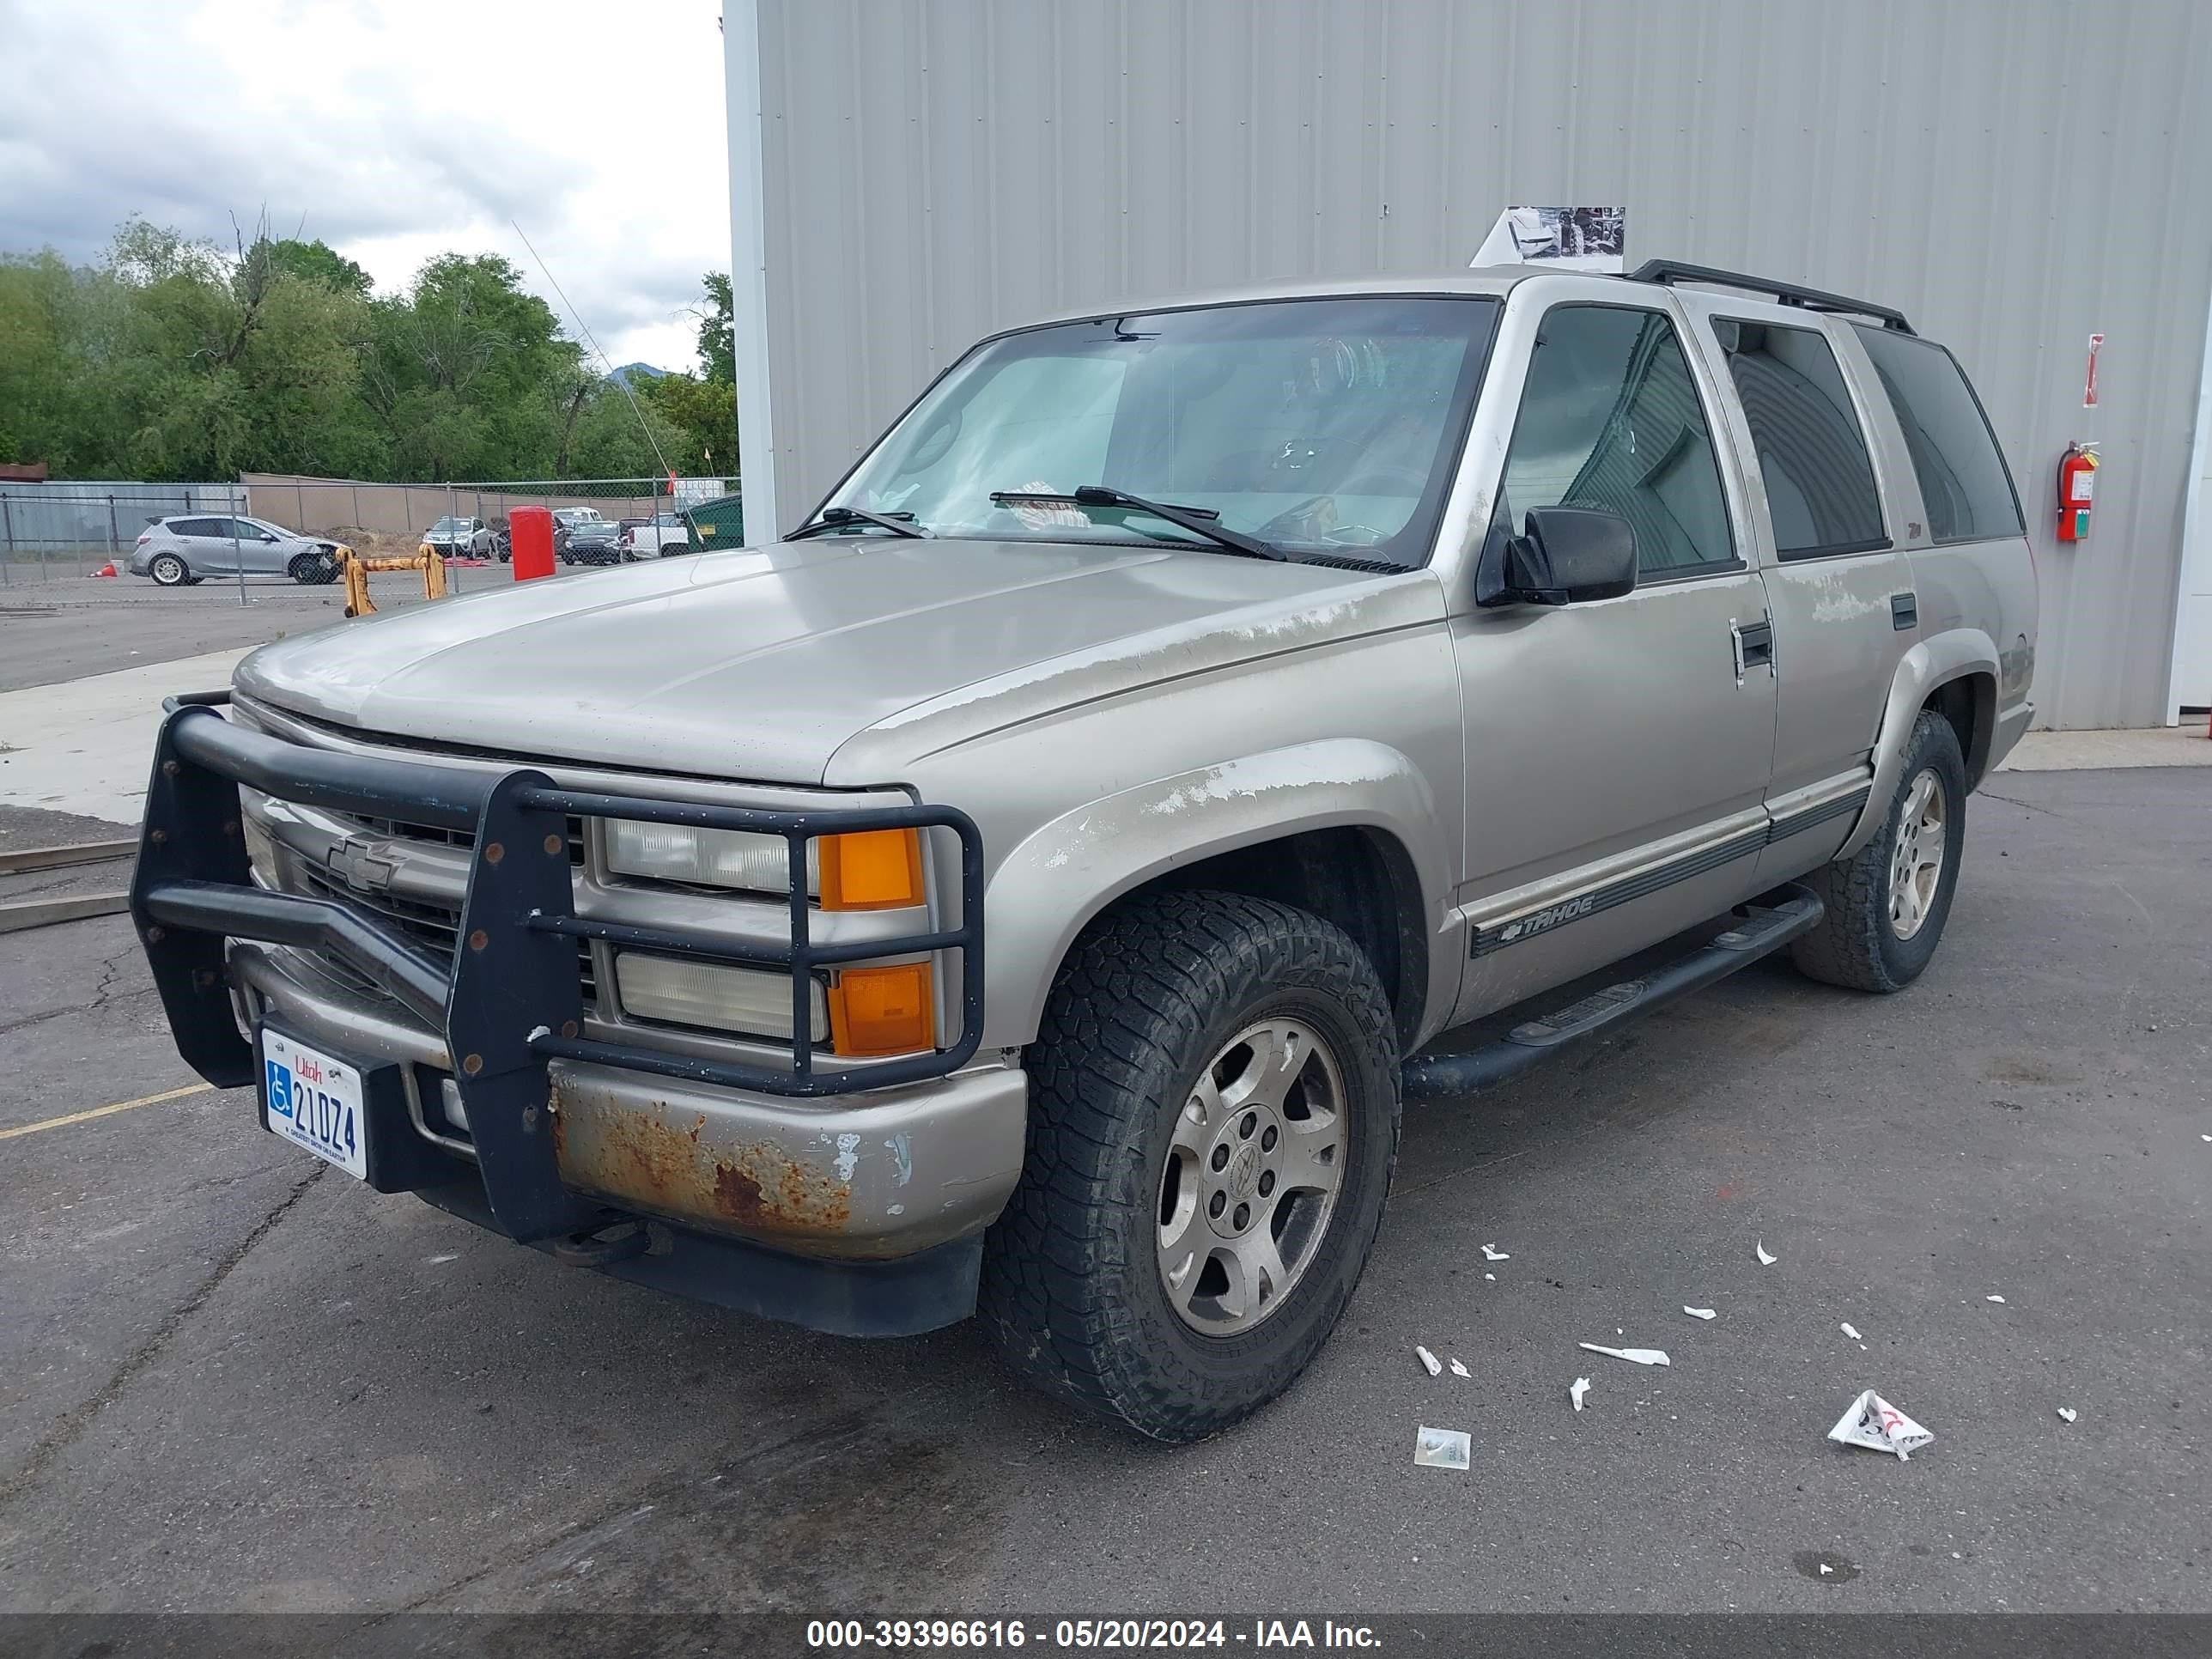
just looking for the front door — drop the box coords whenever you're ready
[1448,298,1778,1021]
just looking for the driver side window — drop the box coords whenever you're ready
[1500,305,1736,576]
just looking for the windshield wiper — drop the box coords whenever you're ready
[787,506,931,540]
[989,484,1284,561]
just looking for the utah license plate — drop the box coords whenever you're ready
[262,1030,368,1180]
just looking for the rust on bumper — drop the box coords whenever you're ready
[557,1100,855,1237]
[546,1057,1028,1261]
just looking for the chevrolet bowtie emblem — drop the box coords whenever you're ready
[329,836,398,894]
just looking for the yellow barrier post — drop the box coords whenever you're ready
[341,544,448,617]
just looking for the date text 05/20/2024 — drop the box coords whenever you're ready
[805,1620,1382,1650]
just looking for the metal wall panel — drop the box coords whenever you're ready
[745,0,2212,726]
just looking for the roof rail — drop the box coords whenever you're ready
[1627,259,1915,335]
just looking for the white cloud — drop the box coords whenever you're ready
[0,0,730,371]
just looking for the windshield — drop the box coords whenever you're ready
[823,295,1498,565]
[430,517,467,532]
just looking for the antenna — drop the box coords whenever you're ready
[510,217,673,478]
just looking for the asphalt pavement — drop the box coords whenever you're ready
[1,765,2206,1616]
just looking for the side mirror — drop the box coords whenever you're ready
[1492,507,1638,606]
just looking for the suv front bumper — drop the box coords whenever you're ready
[132,695,1009,1335]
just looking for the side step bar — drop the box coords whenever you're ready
[1401,884,1825,1102]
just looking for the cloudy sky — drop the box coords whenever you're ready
[0,0,730,372]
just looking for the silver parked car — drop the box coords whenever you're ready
[421,515,495,556]
[136,262,2035,1440]
[130,514,341,586]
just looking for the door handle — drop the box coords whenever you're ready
[1731,617,1775,683]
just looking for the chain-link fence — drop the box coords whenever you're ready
[0,482,247,582]
[237,473,736,563]
[0,476,738,585]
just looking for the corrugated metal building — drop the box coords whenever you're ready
[724,0,2212,728]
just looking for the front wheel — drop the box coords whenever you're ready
[1791,709,1968,993]
[148,552,188,586]
[979,890,1401,1442]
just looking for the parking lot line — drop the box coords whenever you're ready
[0,1082,215,1142]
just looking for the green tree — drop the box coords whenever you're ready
[696,271,734,384]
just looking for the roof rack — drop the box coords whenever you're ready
[1627,259,1915,335]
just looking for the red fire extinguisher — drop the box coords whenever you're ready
[2056,443,2099,542]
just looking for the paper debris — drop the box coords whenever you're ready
[1484,1273,1496,1281]
[427,1254,459,1265]
[2202,1134,2210,1142]
[1481,1244,1510,1261]
[1986,1294,2007,1304]
[1578,1343,1671,1367]
[1415,1345,1443,1377]
[1841,1322,1863,1341]
[1756,1241,1778,1266]
[1683,1306,1717,1320]
[1571,1377,1590,1412]
[1414,1425,1471,1469]
[1449,1358,1470,1379]
[1827,1389,1935,1460]
[1818,1563,1833,1576]
[2057,1407,2077,1424]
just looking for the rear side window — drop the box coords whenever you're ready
[1712,319,1887,560]
[1851,325,2025,544]
[171,518,220,538]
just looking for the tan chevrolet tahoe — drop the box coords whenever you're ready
[134,260,2035,1440]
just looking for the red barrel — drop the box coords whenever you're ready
[509,505,555,581]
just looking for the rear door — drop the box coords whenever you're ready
[170,517,230,571]
[1677,298,1917,877]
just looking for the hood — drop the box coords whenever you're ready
[233,537,1431,784]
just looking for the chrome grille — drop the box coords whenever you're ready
[295,863,598,1007]
[332,811,587,865]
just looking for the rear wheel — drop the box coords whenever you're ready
[148,552,188,586]
[979,890,1401,1442]
[1791,709,1967,993]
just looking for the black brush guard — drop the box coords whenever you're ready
[130,696,985,1244]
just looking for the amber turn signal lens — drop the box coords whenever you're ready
[819,828,924,910]
[828,961,935,1057]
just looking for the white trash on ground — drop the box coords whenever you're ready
[1683,1306,1717,1320]
[1415,1425,1472,1469]
[1578,1343,1671,1367]
[1571,1377,1591,1412]
[2057,1407,2078,1423]
[1827,1389,1935,1460]
[1481,1244,1510,1261]
[1756,1241,1778,1266]
[1449,1358,1470,1379]
[1483,1273,1496,1281]
[1840,1322,1862,1340]
[1415,1345,1443,1377]
[1987,1294,2007,1304]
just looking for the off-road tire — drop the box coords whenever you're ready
[978,890,1401,1442]
[1790,710,1967,993]
[148,553,188,586]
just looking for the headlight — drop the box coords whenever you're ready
[615,952,828,1042]
[604,821,927,909]
[605,819,818,895]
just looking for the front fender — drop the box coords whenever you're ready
[1838,627,1998,860]
[982,738,1455,1051]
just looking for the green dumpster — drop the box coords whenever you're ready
[679,493,744,553]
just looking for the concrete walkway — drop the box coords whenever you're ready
[0,649,250,823]
[1999,721,2212,771]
